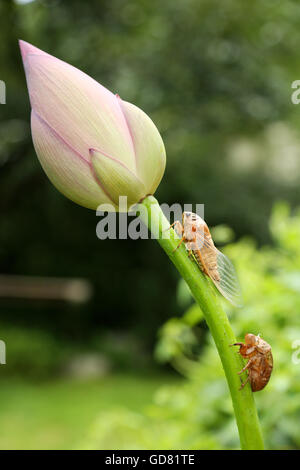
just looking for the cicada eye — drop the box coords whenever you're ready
[183,212,192,223]
[245,334,257,346]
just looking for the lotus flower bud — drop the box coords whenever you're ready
[19,40,166,211]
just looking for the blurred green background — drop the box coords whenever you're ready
[0,0,300,449]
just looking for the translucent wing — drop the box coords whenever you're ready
[174,212,242,306]
[211,249,243,307]
[190,225,243,307]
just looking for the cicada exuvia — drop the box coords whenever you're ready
[171,211,242,307]
[232,334,273,392]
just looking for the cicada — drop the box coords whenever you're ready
[232,334,273,392]
[171,211,242,306]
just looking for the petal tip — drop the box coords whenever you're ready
[19,39,48,63]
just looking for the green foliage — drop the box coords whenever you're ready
[80,204,300,449]
[0,373,167,450]
[0,324,153,379]
[0,324,61,378]
[91,330,150,370]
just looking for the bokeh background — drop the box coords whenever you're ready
[1,0,300,449]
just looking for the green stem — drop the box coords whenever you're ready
[138,195,264,450]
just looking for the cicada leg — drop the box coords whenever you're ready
[172,237,185,253]
[166,221,184,253]
[237,358,253,375]
[194,248,209,276]
[163,221,178,232]
[239,376,250,391]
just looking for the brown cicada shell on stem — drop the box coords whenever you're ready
[171,211,242,307]
[232,333,273,392]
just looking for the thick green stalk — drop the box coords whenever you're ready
[138,195,264,450]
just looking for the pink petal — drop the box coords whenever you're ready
[21,42,136,173]
[31,110,116,210]
[117,98,166,194]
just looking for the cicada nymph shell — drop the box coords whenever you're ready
[173,211,242,307]
[232,334,273,392]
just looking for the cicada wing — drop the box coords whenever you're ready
[173,221,183,239]
[208,249,243,307]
